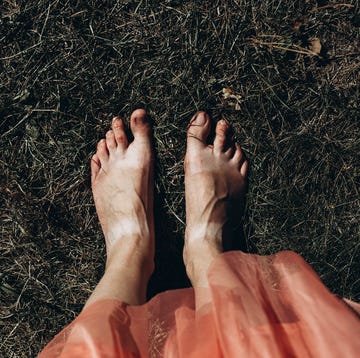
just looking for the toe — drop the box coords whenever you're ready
[112,116,128,150]
[130,109,151,143]
[96,139,109,164]
[232,143,243,163]
[224,145,235,159]
[106,130,116,153]
[213,120,229,155]
[240,160,248,177]
[186,111,211,154]
[91,154,101,183]
[232,144,248,176]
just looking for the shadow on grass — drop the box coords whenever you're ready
[147,191,191,299]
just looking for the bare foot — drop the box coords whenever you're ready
[184,112,248,287]
[89,109,154,304]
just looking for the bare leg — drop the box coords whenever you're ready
[85,109,154,307]
[184,112,248,289]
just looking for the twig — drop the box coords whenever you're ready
[0,42,43,60]
[250,38,321,57]
[311,3,354,12]
[1,110,34,138]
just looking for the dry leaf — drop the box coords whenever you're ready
[308,37,321,55]
[222,87,242,111]
[222,87,233,99]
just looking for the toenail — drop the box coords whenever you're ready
[134,114,148,125]
[192,112,206,126]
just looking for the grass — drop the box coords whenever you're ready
[1,0,359,356]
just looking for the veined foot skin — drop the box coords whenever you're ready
[91,109,154,275]
[184,111,248,287]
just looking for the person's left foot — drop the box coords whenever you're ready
[184,112,248,288]
[91,109,154,276]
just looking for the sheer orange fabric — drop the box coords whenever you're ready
[39,251,360,357]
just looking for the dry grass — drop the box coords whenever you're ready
[1,1,359,356]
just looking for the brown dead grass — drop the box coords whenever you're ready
[1,1,359,356]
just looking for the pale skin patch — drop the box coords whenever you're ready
[106,216,150,248]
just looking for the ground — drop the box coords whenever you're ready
[0,1,359,356]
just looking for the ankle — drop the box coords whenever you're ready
[106,232,154,267]
[106,236,155,280]
[183,243,221,287]
[85,264,152,307]
[184,258,212,288]
[106,252,154,281]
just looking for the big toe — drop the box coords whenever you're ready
[186,111,210,154]
[130,109,151,143]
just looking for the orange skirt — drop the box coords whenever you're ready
[39,251,359,357]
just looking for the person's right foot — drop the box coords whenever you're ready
[87,109,154,306]
[91,109,154,271]
[184,112,248,287]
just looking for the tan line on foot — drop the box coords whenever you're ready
[87,109,154,306]
[184,112,248,288]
